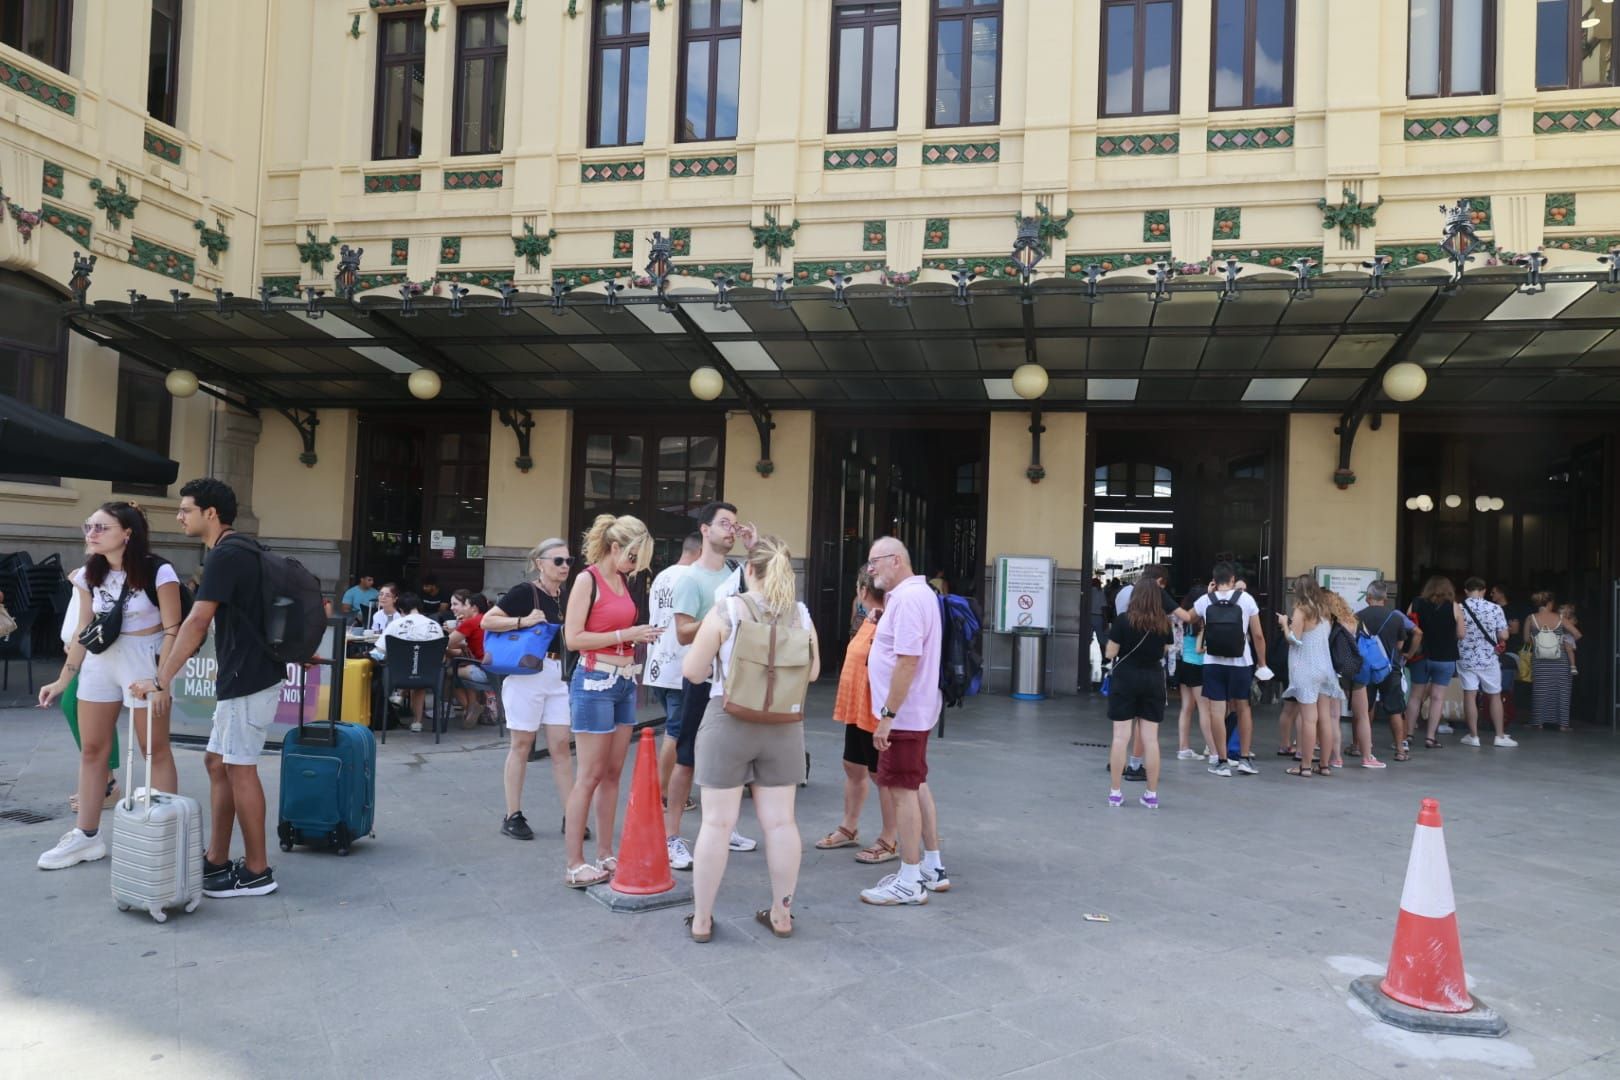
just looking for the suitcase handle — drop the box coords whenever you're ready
[121,695,158,822]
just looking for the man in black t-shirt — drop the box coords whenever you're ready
[136,478,283,899]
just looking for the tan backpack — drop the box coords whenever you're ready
[721,595,814,724]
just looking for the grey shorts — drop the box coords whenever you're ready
[692,695,806,789]
[207,683,281,765]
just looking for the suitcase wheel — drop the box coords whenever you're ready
[116,902,131,912]
[336,846,350,857]
[149,907,168,924]
[280,840,294,852]
[186,898,201,913]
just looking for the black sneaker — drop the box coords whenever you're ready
[502,812,535,841]
[555,816,592,841]
[1123,765,1148,782]
[203,858,235,894]
[205,863,277,898]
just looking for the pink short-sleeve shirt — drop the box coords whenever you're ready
[867,575,942,732]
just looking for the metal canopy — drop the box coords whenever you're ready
[62,267,1620,415]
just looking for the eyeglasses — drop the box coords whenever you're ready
[546,556,575,568]
[82,523,115,535]
[865,553,900,570]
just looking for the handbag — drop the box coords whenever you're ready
[0,601,17,640]
[1101,628,1152,695]
[77,578,131,655]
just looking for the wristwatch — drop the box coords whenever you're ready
[878,706,897,720]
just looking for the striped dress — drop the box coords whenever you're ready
[1527,615,1573,729]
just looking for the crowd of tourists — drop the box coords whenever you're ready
[13,485,1587,935]
[1090,563,1584,809]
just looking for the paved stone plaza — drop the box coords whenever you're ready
[1,679,1616,1080]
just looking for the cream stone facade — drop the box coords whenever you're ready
[4,1,1619,696]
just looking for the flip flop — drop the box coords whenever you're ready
[1285,766,1311,778]
[755,908,793,939]
[855,838,898,864]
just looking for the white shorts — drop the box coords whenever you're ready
[207,683,281,765]
[77,632,161,709]
[501,660,569,731]
[1458,663,1502,695]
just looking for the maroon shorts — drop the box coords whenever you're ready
[876,729,929,790]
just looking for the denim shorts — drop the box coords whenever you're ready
[658,686,686,738]
[1408,659,1455,686]
[568,664,638,734]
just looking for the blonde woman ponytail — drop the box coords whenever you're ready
[747,535,798,618]
[582,513,652,569]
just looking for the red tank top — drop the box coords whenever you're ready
[582,565,637,664]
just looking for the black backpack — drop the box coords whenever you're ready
[1329,620,1362,678]
[1202,590,1248,658]
[142,555,197,628]
[217,534,326,664]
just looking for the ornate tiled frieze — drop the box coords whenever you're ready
[612,230,633,259]
[1207,125,1293,151]
[1096,132,1179,157]
[144,130,183,165]
[1143,210,1170,244]
[1214,207,1242,240]
[1404,114,1498,140]
[670,155,738,178]
[824,146,897,170]
[792,259,886,281]
[1533,108,1620,134]
[438,269,510,288]
[1212,246,1324,272]
[924,219,950,250]
[42,203,91,247]
[41,162,64,199]
[391,237,410,265]
[1545,193,1576,227]
[862,220,886,252]
[922,142,999,165]
[365,172,422,194]
[129,236,196,283]
[439,236,462,264]
[670,228,691,257]
[0,57,76,114]
[261,275,301,297]
[581,160,645,183]
[444,167,503,190]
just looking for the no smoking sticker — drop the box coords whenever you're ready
[1017,594,1033,610]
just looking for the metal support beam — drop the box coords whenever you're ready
[364,308,511,404]
[69,323,259,416]
[667,305,775,476]
[1021,294,1045,482]
[1334,292,1445,489]
[498,407,536,472]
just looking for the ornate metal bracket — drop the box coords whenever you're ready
[499,407,536,472]
[1026,408,1046,483]
[278,407,320,467]
[69,252,97,310]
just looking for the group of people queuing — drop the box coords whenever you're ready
[1090,561,1587,807]
[32,480,287,900]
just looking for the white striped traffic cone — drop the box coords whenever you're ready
[1380,797,1471,1012]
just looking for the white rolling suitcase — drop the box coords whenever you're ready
[111,704,203,922]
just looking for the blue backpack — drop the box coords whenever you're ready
[938,593,983,708]
[1356,618,1393,686]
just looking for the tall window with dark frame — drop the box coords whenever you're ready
[113,357,173,497]
[829,1,900,134]
[146,0,181,126]
[574,426,723,570]
[590,0,651,148]
[1408,0,1494,98]
[1210,0,1293,110]
[452,4,508,156]
[0,0,73,71]
[929,0,1002,128]
[1100,0,1180,117]
[679,0,742,142]
[373,12,426,161]
[1535,0,1617,91]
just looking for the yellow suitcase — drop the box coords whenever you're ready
[341,658,373,726]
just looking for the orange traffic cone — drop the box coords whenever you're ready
[1350,798,1507,1036]
[588,727,692,912]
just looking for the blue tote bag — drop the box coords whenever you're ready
[483,622,560,676]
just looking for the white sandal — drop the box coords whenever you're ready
[596,855,618,874]
[564,863,610,889]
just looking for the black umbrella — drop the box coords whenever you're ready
[0,392,179,486]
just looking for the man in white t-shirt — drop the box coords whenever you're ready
[648,532,702,794]
[1458,576,1514,749]
[371,592,445,732]
[1184,562,1268,777]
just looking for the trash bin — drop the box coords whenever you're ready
[1011,631,1047,701]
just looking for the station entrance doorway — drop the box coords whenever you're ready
[1083,415,1287,685]
[809,415,988,668]
[1397,417,1616,728]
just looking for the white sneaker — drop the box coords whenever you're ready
[920,864,951,892]
[409,721,423,733]
[1208,761,1233,777]
[1460,734,1481,747]
[37,827,108,870]
[860,872,928,906]
[1234,758,1259,775]
[1438,723,1454,734]
[1494,735,1518,748]
[667,836,693,871]
[727,830,758,852]
[1177,748,1201,760]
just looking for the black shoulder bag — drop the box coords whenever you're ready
[78,577,132,654]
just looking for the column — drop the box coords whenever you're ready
[212,406,263,535]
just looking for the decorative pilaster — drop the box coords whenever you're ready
[211,409,263,535]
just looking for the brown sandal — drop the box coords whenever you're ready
[685,913,713,943]
[815,825,859,850]
[855,838,898,864]
[755,908,793,938]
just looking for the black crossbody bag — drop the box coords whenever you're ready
[78,578,132,654]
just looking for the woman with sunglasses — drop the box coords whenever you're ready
[561,514,662,888]
[485,539,579,842]
[36,503,183,870]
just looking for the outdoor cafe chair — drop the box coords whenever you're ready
[380,635,448,745]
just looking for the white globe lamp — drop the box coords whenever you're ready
[407,369,442,400]
[1011,362,1049,400]
[164,369,200,398]
[1444,494,1462,509]
[689,366,725,401]
[1382,362,1428,402]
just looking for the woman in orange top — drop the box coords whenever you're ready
[815,570,897,863]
